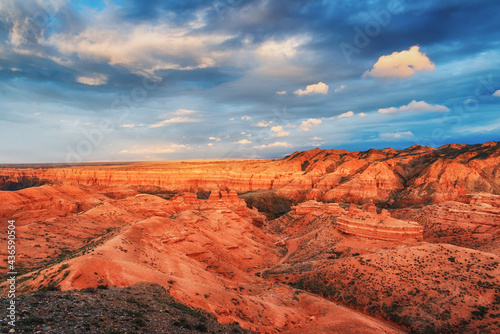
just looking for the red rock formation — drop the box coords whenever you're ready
[362,199,378,213]
[1,141,499,206]
[336,214,424,241]
[1,141,500,334]
[291,200,422,241]
[0,184,403,334]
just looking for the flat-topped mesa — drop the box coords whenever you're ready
[336,211,423,242]
[291,200,322,216]
[290,199,421,241]
[291,200,347,216]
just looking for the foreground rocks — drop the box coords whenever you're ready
[0,283,252,334]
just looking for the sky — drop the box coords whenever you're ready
[0,0,499,163]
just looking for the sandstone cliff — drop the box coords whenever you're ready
[1,141,499,206]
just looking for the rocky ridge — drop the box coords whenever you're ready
[1,141,499,206]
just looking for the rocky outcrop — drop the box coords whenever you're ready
[336,214,424,242]
[1,141,499,208]
[457,193,500,208]
[291,200,346,216]
[0,184,104,218]
[168,190,266,227]
[291,199,423,241]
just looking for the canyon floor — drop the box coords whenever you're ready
[1,142,500,333]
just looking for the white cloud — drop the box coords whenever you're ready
[493,90,500,97]
[270,125,289,137]
[358,113,367,117]
[338,111,354,118]
[253,121,273,127]
[299,118,322,131]
[236,139,252,144]
[294,82,329,96]
[276,90,287,95]
[334,85,345,93]
[257,36,307,59]
[241,132,252,137]
[380,131,414,139]
[209,136,221,141]
[149,117,199,128]
[76,74,108,86]
[253,142,293,149]
[311,136,323,141]
[119,124,135,128]
[363,46,435,79]
[208,143,214,147]
[378,100,449,114]
[173,109,197,115]
[51,22,231,76]
[242,115,252,121]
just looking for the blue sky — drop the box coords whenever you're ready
[0,0,499,163]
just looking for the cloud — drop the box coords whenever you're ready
[270,125,289,137]
[242,115,252,121]
[257,36,307,60]
[253,142,293,149]
[50,20,232,76]
[209,136,221,141]
[208,143,214,147]
[2,0,500,163]
[241,132,252,137]
[338,111,354,118]
[76,74,108,86]
[276,90,287,95]
[294,82,329,96]
[253,121,273,127]
[173,109,197,115]
[149,117,199,128]
[363,46,435,79]
[236,139,252,144]
[380,131,414,139]
[493,90,500,97]
[311,136,323,141]
[119,124,135,128]
[299,118,322,131]
[334,85,345,93]
[378,100,449,114]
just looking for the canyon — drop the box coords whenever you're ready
[1,142,499,333]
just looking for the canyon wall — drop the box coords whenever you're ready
[1,141,499,207]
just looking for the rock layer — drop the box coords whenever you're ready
[290,200,423,241]
[1,141,500,206]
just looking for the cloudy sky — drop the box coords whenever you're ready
[1,0,499,163]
